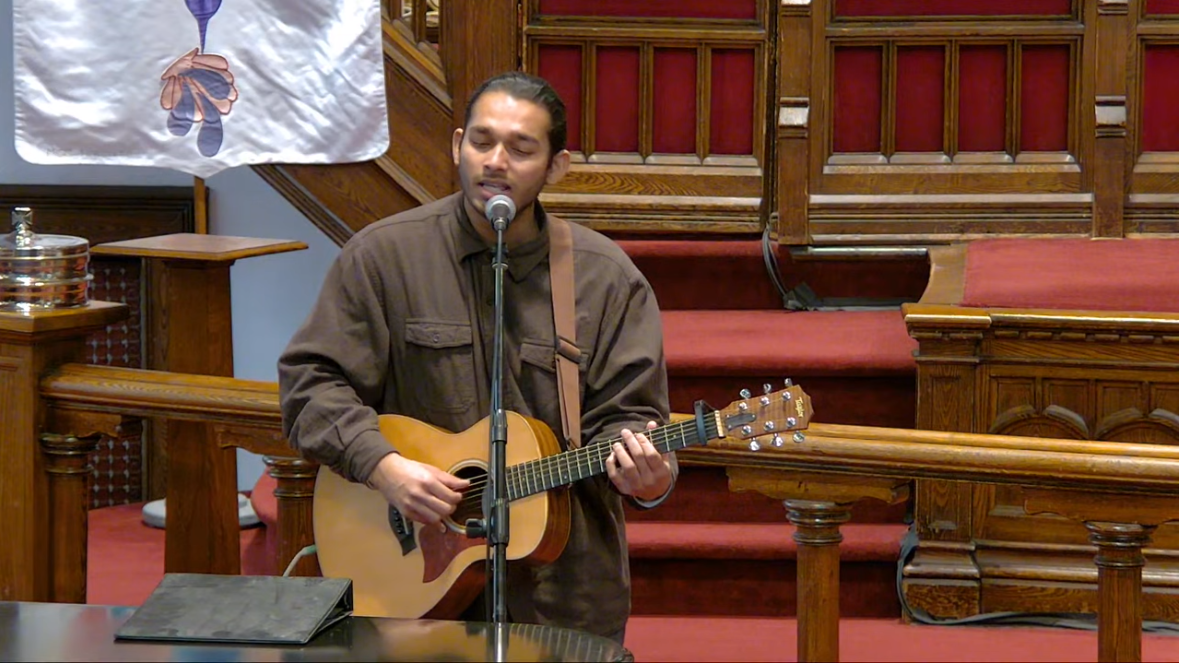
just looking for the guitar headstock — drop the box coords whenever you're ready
[716,379,813,450]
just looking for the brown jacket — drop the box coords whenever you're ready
[278,192,670,637]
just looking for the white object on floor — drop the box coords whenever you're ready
[141,494,261,529]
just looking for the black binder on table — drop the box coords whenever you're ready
[114,573,353,645]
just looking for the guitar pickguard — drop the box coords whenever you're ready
[388,502,484,585]
[420,525,483,584]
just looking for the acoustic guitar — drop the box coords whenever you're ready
[313,383,813,619]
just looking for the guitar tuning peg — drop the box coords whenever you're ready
[793,432,806,443]
[739,388,752,399]
[748,438,761,452]
[763,383,773,394]
[784,378,794,388]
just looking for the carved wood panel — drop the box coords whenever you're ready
[777,0,1178,245]
[525,0,771,232]
[974,361,1178,595]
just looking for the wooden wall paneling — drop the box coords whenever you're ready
[807,8,1116,244]
[527,10,769,233]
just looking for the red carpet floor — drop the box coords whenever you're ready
[88,504,1179,662]
[625,616,1180,662]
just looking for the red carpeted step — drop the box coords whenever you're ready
[626,520,907,617]
[625,466,908,524]
[615,239,930,311]
[662,309,916,378]
[627,522,907,562]
[662,309,918,429]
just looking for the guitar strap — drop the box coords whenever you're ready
[547,214,582,450]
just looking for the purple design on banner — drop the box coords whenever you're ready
[185,0,223,52]
[161,1,236,157]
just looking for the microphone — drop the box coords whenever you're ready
[485,195,516,232]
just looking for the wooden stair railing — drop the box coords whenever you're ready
[15,361,1179,663]
[676,421,1179,663]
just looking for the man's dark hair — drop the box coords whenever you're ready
[464,71,567,157]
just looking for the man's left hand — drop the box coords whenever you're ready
[607,421,672,502]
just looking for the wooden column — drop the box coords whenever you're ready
[441,0,518,144]
[726,467,910,663]
[0,302,127,602]
[1086,521,1155,662]
[264,456,321,577]
[92,234,305,576]
[1024,489,1179,664]
[776,0,814,244]
[1090,0,1130,238]
[785,500,852,663]
[41,432,100,603]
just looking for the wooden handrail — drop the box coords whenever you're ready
[42,363,1177,492]
[677,421,1178,495]
[41,363,281,427]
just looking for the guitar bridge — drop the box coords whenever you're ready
[387,506,417,557]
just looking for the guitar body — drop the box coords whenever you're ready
[313,412,570,619]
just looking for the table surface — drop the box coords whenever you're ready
[0,602,630,663]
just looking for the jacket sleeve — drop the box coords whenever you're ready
[580,263,677,508]
[277,242,396,484]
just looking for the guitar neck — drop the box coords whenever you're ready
[507,411,721,501]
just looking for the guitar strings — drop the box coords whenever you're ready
[452,418,716,512]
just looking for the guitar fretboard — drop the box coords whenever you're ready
[505,412,720,501]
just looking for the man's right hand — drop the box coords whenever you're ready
[366,453,470,525]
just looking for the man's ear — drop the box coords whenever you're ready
[452,128,464,166]
[546,149,571,185]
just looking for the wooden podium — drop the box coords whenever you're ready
[902,242,1179,622]
[92,234,306,576]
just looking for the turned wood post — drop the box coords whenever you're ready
[1024,489,1178,664]
[725,466,908,664]
[264,456,321,577]
[785,500,853,663]
[1086,521,1155,663]
[40,432,101,603]
[0,301,126,602]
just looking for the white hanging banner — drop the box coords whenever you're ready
[13,0,390,178]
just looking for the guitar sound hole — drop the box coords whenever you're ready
[448,463,488,533]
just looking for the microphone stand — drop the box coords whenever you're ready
[485,216,511,627]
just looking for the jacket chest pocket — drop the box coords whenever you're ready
[518,338,584,440]
[404,320,476,416]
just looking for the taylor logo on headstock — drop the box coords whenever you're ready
[718,380,814,451]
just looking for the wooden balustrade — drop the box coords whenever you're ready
[36,362,318,587]
[4,360,1175,662]
[679,422,1179,662]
